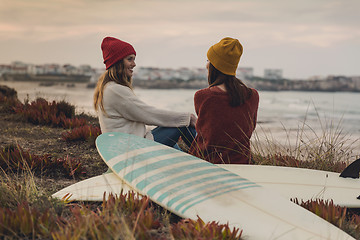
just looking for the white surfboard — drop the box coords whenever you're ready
[52,173,137,201]
[220,164,360,208]
[93,132,354,240]
[53,164,360,208]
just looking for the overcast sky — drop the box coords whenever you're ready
[1,0,359,79]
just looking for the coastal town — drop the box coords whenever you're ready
[1,61,360,92]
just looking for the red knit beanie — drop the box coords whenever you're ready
[101,37,136,69]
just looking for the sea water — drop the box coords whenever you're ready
[2,81,360,158]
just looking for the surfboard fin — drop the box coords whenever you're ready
[340,158,360,179]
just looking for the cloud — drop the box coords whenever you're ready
[0,0,359,78]
[2,0,359,46]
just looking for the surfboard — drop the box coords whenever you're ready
[52,163,360,209]
[95,132,354,240]
[220,164,360,208]
[52,173,138,201]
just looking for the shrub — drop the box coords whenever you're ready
[53,193,164,240]
[0,95,21,113]
[171,217,243,240]
[61,116,87,129]
[0,180,64,214]
[61,125,101,146]
[55,100,75,118]
[0,202,61,239]
[0,144,85,178]
[52,193,244,240]
[294,198,360,239]
[293,199,347,227]
[9,97,98,145]
[14,98,86,128]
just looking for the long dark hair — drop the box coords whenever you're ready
[94,60,132,113]
[208,63,252,107]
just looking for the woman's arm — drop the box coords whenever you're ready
[104,84,191,127]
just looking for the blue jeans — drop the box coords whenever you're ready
[151,126,196,149]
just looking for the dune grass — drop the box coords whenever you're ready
[251,110,359,172]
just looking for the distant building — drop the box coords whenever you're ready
[43,64,63,74]
[28,64,45,75]
[307,75,326,81]
[176,68,193,81]
[264,69,283,80]
[134,67,207,81]
[237,67,253,79]
[192,68,207,80]
[0,64,11,76]
[351,76,360,90]
[133,67,153,80]
[0,61,99,83]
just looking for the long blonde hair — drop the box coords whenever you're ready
[93,60,133,113]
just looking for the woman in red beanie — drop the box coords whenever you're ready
[94,37,196,148]
[189,37,259,164]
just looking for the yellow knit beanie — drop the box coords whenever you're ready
[207,37,243,76]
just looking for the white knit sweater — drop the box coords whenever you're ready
[98,82,191,140]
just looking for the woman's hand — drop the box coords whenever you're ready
[190,114,197,127]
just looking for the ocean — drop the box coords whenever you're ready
[2,81,360,158]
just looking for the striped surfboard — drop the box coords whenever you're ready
[96,132,354,240]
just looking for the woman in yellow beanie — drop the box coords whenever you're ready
[189,37,259,164]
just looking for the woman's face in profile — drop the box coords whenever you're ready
[123,54,136,78]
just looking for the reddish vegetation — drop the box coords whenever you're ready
[0,144,84,178]
[14,98,87,128]
[61,125,101,146]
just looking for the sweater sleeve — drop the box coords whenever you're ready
[193,89,217,138]
[194,89,206,116]
[251,89,259,129]
[104,83,191,127]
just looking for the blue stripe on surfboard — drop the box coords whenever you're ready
[173,182,257,211]
[146,168,232,197]
[96,133,159,160]
[162,175,251,206]
[124,155,198,182]
[111,148,177,173]
[136,162,221,190]
[180,184,259,214]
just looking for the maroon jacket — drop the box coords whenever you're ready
[189,86,259,164]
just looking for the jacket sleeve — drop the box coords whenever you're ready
[104,84,191,127]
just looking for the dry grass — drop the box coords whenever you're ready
[251,110,359,172]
